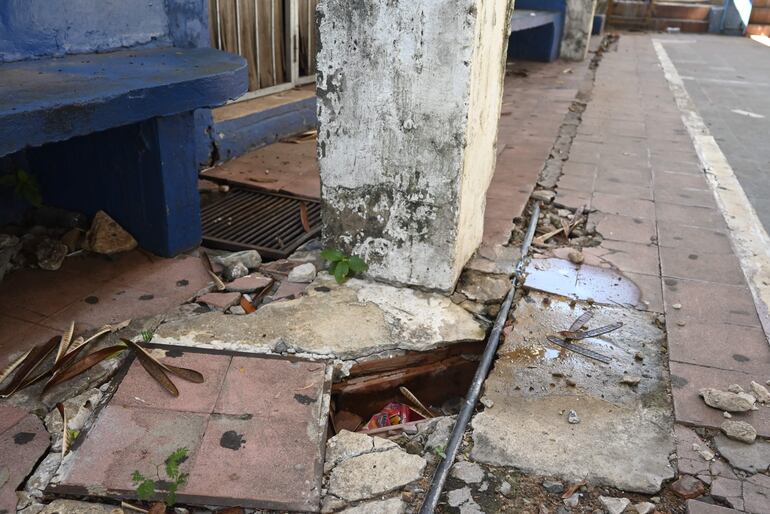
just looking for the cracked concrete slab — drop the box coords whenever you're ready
[153,275,485,360]
[471,292,675,493]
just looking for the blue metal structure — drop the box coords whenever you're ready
[508,0,567,62]
[0,1,248,256]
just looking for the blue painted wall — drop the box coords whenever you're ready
[0,0,209,63]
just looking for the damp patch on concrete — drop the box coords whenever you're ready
[471,291,675,493]
[50,350,331,511]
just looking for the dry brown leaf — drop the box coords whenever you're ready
[44,345,127,392]
[0,336,60,398]
[57,403,71,456]
[240,296,256,314]
[0,349,31,387]
[55,321,75,364]
[134,348,178,397]
[561,480,587,499]
[299,202,311,233]
[201,252,226,291]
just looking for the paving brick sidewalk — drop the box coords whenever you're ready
[555,34,770,513]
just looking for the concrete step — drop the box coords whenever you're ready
[653,2,712,21]
[746,23,770,36]
[608,15,709,32]
[749,7,770,25]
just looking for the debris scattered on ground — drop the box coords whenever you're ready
[86,210,138,255]
[288,262,317,283]
[670,475,706,499]
[749,380,770,403]
[599,495,630,514]
[451,461,485,484]
[699,387,757,412]
[212,249,262,269]
[720,419,757,444]
[567,410,580,424]
[222,261,248,282]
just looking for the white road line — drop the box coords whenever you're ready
[653,38,770,344]
[679,75,770,87]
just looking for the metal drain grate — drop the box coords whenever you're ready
[201,185,321,259]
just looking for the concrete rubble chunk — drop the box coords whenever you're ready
[317,0,513,291]
[450,461,485,484]
[213,249,262,269]
[288,262,317,283]
[327,447,426,502]
[671,475,706,499]
[714,434,770,473]
[447,487,474,508]
[634,501,656,514]
[225,274,272,293]
[86,210,137,254]
[339,498,406,514]
[324,430,397,473]
[699,388,756,412]
[154,276,484,360]
[223,261,249,282]
[456,270,510,304]
[720,420,757,444]
[35,238,67,271]
[749,381,770,403]
[39,499,122,514]
[599,496,630,514]
[561,0,599,61]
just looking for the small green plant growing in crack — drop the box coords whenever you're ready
[433,445,447,459]
[140,329,154,344]
[0,169,42,207]
[131,447,189,506]
[320,248,368,284]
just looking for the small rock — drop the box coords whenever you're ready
[447,487,473,508]
[197,292,241,311]
[223,262,249,282]
[633,501,655,514]
[676,320,686,327]
[672,303,682,310]
[634,352,644,361]
[621,375,641,386]
[567,410,580,424]
[451,461,485,484]
[35,238,68,270]
[532,190,556,203]
[599,496,630,514]
[721,420,757,444]
[85,210,137,254]
[723,411,732,418]
[480,397,494,409]
[228,305,246,315]
[565,378,577,387]
[213,250,262,269]
[670,475,705,499]
[749,381,770,403]
[288,263,317,283]
[699,388,756,412]
[567,250,584,265]
[497,481,513,497]
[542,480,564,494]
[562,493,580,508]
[727,384,744,393]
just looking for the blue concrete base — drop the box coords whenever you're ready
[26,112,202,256]
[196,96,317,166]
[593,14,606,35]
[509,23,561,62]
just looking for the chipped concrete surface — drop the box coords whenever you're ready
[471,292,675,493]
[153,275,485,360]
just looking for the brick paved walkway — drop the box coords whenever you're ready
[556,34,770,513]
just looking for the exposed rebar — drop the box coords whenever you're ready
[419,202,541,514]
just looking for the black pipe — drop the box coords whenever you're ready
[418,202,540,514]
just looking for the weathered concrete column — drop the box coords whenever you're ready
[560,0,599,61]
[317,0,514,291]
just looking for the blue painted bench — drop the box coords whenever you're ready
[508,1,567,62]
[0,47,247,256]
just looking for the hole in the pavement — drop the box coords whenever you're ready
[329,343,481,434]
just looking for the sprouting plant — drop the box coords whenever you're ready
[0,169,42,207]
[320,249,368,284]
[141,330,154,344]
[433,445,447,459]
[131,447,190,506]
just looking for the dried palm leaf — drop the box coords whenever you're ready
[122,339,204,383]
[0,349,32,387]
[201,252,225,291]
[399,386,434,419]
[0,336,60,398]
[57,403,72,456]
[44,345,128,392]
[55,322,75,364]
[299,203,311,233]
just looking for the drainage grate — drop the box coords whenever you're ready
[201,185,322,259]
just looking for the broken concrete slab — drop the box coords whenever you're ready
[339,497,406,514]
[524,258,641,307]
[714,434,770,474]
[154,275,485,360]
[0,411,50,514]
[456,270,510,305]
[471,292,674,493]
[327,444,426,502]
[39,499,122,514]
[324,430,398,473]
[197,291,241,311]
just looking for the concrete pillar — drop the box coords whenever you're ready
[560,0,598,61]
[316,0,514,292]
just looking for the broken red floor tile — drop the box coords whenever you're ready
[111,351,232,413]
[52,405,208,499]
[197,292,241,311]
[270,280,307,301]
[686,499,743,514]
[0,411,50,514]
[667,322,770,375]
[225,274,272,293]
[671,475,706,499]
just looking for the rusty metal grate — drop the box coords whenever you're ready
[201,185,321,259]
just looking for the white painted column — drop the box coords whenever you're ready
[316,0,514,291]
[561,0,599,61]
